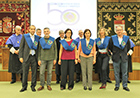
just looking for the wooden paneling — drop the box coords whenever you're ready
[98,0,118,2]
[2,48,9,69]
[0,69,140,81]
[0,71,56,81]
[0,47,2,63]
[8,0,29,1]
[1,45,140,70]
[132,46,140,63]
[98,0,140,2]
[120,0,140,2]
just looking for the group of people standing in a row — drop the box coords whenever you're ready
[6,25,135,92]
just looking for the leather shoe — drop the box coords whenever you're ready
[68,87,73,90]
[60,87,65,90]
[31,87,36,92]
[99,84,107,89]
[98,80,101,83]
[10,81,16,84]
[127,80,131,83]
[47,85,52,91]
[20,88,27,92]
[88,88,92,91]
[123,87,130,91]
[114,87,119,91]
[84,86,87,90]
[37,86,44,91]
[76,79,80,83]
[56,81,59,84]
[107,80,112,83]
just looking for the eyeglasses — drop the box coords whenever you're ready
[66,32,71,34]
[79,32,83,33]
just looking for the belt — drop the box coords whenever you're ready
[99,52,107,54]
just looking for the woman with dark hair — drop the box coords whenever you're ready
[58,28,78,90]
[78,29,96,90]
[95,27,110,89]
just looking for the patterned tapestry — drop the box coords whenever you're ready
[98,2,140,45]
[0,1,30,46]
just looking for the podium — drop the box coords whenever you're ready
[2,47,9,69]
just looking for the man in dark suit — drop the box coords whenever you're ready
[119,31,135,83]
[75,30,83,83]
[19,25,40,92]
[108,26,131,91]
[55,30,64,84]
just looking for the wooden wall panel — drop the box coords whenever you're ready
[0,47,2,63]
[2,48,9,69]
[98,0,140,2]
[98,0,119,2]
[132,46,140,63]
[0,70,140,81]
[121,0,140,2]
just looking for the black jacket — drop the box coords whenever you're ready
[108,37,130,63]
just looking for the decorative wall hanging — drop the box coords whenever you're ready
[0,1,30,46]
[98,2,140,45]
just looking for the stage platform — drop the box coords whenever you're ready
[0,62,140,81]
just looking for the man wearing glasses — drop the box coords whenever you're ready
[108,26,131,91]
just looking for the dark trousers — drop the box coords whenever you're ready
[98,60,110,81]
[75,63,81,80]
[98,54,109,84]
[22,55,37,89]
[55,63,61,82]
[60,60,75,89]
[12,73,22,81]
[107,63,111,80]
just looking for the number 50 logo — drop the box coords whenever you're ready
[47,3,80,25]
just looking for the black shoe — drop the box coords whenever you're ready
[20,88,27,92]
[10,81,16,84]
[56,81,59,84]
[31,87,36,92]
[68,87,73,90]
[88,88,92,91]
[98,80,101,83]
[114,87,119,91]
[123,87,130,91]
[76,79,80,83]
[84,86,87,90]
[107,80,112,83]
[127,80,131,83]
